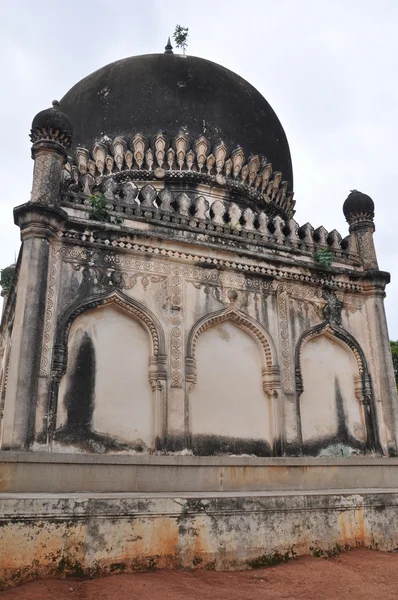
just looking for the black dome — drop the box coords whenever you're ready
[343,190,375,222]
[59,53,293,188]
[31,101,73,145]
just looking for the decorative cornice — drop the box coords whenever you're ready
[54,238,364,292]
[62,132,295,219]
[13,202,67,239]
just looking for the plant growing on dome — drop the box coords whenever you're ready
[89,193,124,225]
[173,25,189,54]
[314,247,333,269]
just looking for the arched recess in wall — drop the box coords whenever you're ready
[186,306,281,456]
[295,323,380,455]
[49,290,167,453]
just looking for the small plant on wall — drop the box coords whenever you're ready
[314,248,333,269]
[89,193,124,225]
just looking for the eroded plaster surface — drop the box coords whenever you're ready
[0,490,398,589]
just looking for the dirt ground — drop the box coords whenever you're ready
[2,549,398,600]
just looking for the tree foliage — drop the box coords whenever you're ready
[173,25,189,54]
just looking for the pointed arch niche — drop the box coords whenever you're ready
[186,307,280,456]
[52,291,167,453]
[295,323,379,455]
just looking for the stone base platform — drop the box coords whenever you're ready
[2,454,398,588]
[2,453,398,493]
[0,489,398,588]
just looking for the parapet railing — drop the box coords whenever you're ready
[60,182,358,265]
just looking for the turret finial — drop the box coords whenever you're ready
[164,37,173,54]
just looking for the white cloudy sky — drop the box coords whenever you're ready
[1,0,397,336]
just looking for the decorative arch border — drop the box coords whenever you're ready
[56,289,165,364]
[294,320,381,453]
[47,289,167,444]
[187,306,276,368]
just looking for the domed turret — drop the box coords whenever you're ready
[343,190,378,270]
[0,264,16,295]
[343,190,375,225]
[30,100,73,149]
[29,101,72,204]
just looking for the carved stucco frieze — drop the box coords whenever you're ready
[57,232,364,292]
[0,333,4,359]
[170,266,183,388]
[40,242,59,376]
[52,243,369,403]
[365,302,381,403]
[69,262,166,294]
[277,287,294,394]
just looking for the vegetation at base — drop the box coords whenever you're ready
[310,543,350,558]
[56,556,85,577]
[391,340,398,390]
[89,193,124,225]
[173,25,189,54]
[314,247,334,269]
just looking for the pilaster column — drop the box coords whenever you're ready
[363,275,398,455]
[0,102,72,449]
[0,206,66,449]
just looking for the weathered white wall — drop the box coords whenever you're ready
[190,322,272,442]
[58,304,153,448]
[300,334,366,443]
[1,487,398,588]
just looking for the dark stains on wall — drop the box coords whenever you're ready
[163,433,190,453]
[63,332,96,434]
[191,434,272,457]
[295,308,381,456]
[54,331,143,453]
[302,376,367,457]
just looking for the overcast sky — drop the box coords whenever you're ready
[1,0,397,336]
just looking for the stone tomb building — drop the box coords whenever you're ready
[0,45,398,583]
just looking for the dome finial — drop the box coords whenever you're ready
[165,37,173,54]
[343,190,375,225]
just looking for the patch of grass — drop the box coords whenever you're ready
[247,548,295,569]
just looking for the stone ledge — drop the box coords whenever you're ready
[2,454,398,494]
[1,451,397,466]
